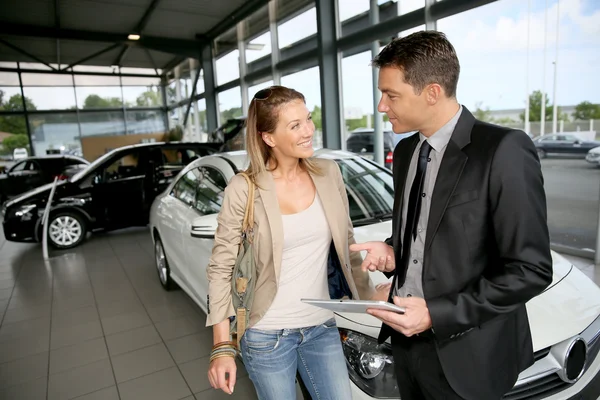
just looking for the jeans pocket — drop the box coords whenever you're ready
[321,318,338,329]
[243,329,281,354]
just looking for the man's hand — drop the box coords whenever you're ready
[349,241,395,272]
[367,296,432,337]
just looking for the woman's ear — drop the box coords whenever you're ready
[261,132,275,148]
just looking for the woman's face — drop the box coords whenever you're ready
[262,99,315,161]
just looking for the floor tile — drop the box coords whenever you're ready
[72,386,120,400]
[0,316,50,343]
[2,302,51,324]
[49,337,108,375]
[0,278,14,290]
[179,356,214,394]
[155,314,207,341]
[111,342,175,383]
[0,376,47,400]
[0,351,48,388]
[52,292,96,313]
[166,330,213,364]
[118,366,192,400]
[194,376,258,400]
[51,319,104,350]
[106,324,162,357]
[52,305,100,329]
[0,330,49,363]
[97,298,146,319]
[101,310,152,335]
[47,358,115,400]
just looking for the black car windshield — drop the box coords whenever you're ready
[334,156,394,225]
[70,150,119,182]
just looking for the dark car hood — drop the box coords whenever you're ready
[4,180,69,208]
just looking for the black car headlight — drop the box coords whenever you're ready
[340,328,399,398]
[12,204,37,220]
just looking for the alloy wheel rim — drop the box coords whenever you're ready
[49,216,82,246]
[155,241,167,284]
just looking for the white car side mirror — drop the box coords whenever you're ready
[190,214,218,239]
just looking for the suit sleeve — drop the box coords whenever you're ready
[332,161,375,300]
[427,130,553,340]
[205,174,248,326]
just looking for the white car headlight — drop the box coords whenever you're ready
[339,328,399,398]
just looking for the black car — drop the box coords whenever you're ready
[533,134,600,158]
[346,128,397,169]
[1,142,217,249]
[0,155,89,205]
[208,117,246,152]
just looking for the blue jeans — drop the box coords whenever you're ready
[240,318,352,400]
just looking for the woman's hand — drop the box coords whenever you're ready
[208,356,237,394]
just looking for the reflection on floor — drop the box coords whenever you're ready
[0,226,598,399]
[0,227,257,400]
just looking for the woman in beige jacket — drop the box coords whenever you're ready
[206,86,374,399]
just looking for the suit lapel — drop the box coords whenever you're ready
[424,107,474,251]
[255,172,284,284]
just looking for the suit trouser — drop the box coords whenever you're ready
[391,330,464,400]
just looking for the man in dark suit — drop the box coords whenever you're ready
[350,31,553,400]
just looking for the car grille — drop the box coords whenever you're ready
[502,332,600,400]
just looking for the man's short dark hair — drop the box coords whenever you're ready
[372,30,460,98]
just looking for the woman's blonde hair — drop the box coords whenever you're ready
[244,85,322,182]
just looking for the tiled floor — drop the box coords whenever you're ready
[0,226,258,400]
[0,225,599,400]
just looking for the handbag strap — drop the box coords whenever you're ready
[239,172,255,236]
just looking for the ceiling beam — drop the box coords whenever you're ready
[199,0,270,40]
[114,46,131,66]
[114,0,163,67]
[135,0,162,33]
[55,0,61,67]
[144,48,160,75]
[0,38,57,70]
[0,22,202,58]
[61,43,121,71]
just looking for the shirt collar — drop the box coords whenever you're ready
[419,105,463,153]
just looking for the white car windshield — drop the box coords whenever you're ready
[334,157,395,225]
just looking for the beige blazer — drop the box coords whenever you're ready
[205,158,375,328]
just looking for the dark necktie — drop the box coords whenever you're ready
[396,140,432,281]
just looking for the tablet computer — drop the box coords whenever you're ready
[301,299,405,314]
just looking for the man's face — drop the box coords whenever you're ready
[377,67,429,134]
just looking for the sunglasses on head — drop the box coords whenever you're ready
[253,87,272,101]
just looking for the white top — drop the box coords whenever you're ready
[253,194,334,330]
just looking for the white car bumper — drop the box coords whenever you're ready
[585,152,600,164]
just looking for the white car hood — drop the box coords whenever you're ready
[342,221,600,351]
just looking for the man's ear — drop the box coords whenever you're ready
[261,132,275,148]
[425,84,443,105]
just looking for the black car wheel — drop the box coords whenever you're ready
[48,211,87,249]
[155,236,176,290]
[537,149,547,159]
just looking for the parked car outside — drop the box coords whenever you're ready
[0,155,89,206]
[1,142,218,249]
[346,129,416,169]
[12,147,28,160]
[585,146,600,167]
[149,149,600,400]
[533,134,600,159]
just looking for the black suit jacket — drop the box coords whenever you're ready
[380,107,553,400]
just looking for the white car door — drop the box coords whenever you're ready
[180,158,235,308]
[159,169,202,284]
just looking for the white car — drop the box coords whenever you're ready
[12,147,28,160]
[585,146,600,166]
[149,149,600,400]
